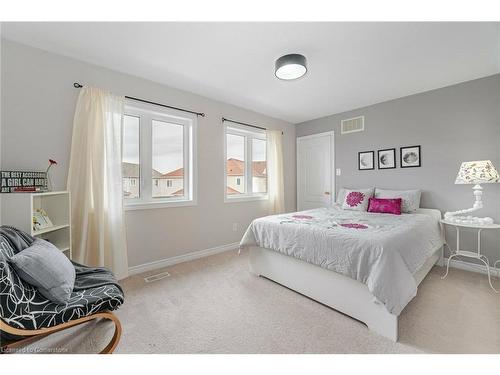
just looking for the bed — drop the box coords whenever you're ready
[239,205,444,341]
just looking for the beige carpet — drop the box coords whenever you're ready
[23,249,500,354]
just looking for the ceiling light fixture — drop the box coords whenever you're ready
[275,54,307,80]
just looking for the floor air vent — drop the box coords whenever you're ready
[341,116,364,134]
[144,271,171,283]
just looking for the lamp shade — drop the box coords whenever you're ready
[275,54,307,80]
[454,160,500,184]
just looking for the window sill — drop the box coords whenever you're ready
[224,195,269,203]
[124,199,197,211]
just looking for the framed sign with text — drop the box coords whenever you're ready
[0,171,48,193]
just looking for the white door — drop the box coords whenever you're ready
[297,132,335,211]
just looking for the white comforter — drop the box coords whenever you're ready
[239,205,443,315]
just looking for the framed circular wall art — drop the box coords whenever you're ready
[358,151,375,170]
[378,148,396,169]
[400,145,421,168]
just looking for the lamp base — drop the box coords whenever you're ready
[444,184,489,224]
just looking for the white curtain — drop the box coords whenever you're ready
[267,130,285,215]
[67,87,129,280]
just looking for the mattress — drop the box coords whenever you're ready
[239,205,443,315]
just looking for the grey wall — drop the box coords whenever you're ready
[0,39,297,267]
[297,75,500,262]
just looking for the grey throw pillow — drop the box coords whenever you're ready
[9,238,75,304]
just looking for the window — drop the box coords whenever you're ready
[152,120,184,198]
[252,138,267,194]
[122,115,140,199]
[226,133,245,195]
[122,102,197,209]
[224,123,267,201]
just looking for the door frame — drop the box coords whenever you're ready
[296,131,335,211]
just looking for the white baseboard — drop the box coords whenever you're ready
[442,257,500,276]
[128,242,240,276]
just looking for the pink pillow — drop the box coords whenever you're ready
[367,197,402,215]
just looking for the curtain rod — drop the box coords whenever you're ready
[222,117,283,135]
[73,83,205,117]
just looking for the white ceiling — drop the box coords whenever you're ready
[2,22,499,123]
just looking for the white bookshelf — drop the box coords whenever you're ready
[1,191,72,258]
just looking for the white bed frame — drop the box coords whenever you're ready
[247,209,444,342]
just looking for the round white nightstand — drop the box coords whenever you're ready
[440,219,500,292]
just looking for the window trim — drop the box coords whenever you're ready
[123,101,197,210]
[224,123,268,203]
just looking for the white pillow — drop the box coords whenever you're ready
[341,188,374,211]
[374,189,421,213]
[336,188,347,204]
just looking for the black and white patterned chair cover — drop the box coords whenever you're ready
[0,226,124,339]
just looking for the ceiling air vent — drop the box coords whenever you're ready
[341,116,364,134]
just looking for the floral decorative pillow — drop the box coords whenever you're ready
[336,187,374,205]
[341,188,374,211]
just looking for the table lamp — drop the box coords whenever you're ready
[444,160,500,224]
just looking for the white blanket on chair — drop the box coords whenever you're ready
[239,205,443,315]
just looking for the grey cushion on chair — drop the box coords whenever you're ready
[9,238,75,304]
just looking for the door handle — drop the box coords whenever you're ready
[324,192,330,195]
